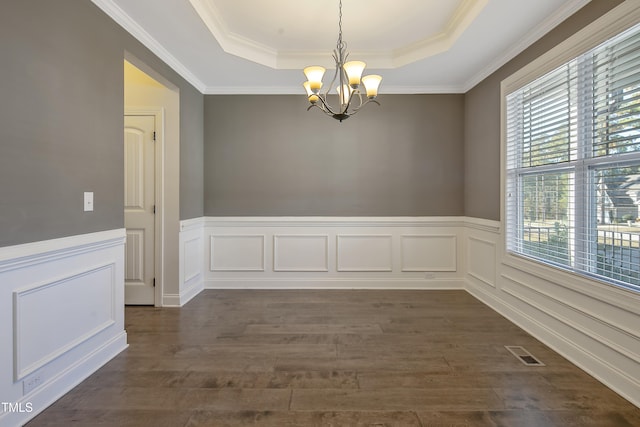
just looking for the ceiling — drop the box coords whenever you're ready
[92,0,590,94]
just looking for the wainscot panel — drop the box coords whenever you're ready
[176,217,205,307]
[466,235,497,288]
[211,235,265,272]
[337,235,392,272]
[0,229,128,427]
[196,217,466,290]
[400,234,457,272]
[275,235,329,272]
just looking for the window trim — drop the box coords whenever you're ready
[500,0,640,295]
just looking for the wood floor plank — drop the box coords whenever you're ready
[184,410,423,426]
[290,388,505,411]
[25,290,640,426]
[244,323,384,334]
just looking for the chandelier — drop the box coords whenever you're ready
[302,0,382,122]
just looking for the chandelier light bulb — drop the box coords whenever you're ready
[362,75,382,99]
[343,61,366,88]
[303,81,319,104]
[303,66,325,93]
[336,84,353,106]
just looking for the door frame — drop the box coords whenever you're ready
[125,107,165,307]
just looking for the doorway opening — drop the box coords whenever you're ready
[123,58,179,306]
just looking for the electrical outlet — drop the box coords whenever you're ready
[424,273,436,279]
[23,374,43,394]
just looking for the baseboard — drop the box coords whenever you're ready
[180,280,204,305]
[0,332,127,427]
[205,277,464,290]
[163,281,204,307]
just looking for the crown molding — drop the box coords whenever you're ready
[90,0,207,92]
[188,0,279,69]
[202,84,467,95]
[461,0,591,92]
[392,0,488,68]
[189,0,488,70]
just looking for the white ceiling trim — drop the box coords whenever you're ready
[274,49,395,70]
[203,84,467,95]
[461,0,591,92]
[188,0,280,69]
[90,0,207,92]
[392,0,489,68]
[189,0,488,70]
[91,0,594,95]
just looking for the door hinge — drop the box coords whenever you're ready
[152,131,156,141]
[153,278,156,287]
[153,205,156,214]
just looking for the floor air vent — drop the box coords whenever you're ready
[505,345,545,366]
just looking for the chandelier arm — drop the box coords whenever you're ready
[348,90,364,112]
[348,98,381,116]
[307,102,337,116]
[316,93,338,116]
[314,56,341,115]
[338,59,347,113]
[309,100,347,120]
[341,87,356,115]
[326,51,340,95]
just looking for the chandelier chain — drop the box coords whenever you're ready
[337,0,344,49]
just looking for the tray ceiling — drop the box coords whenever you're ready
[92,0,591,94]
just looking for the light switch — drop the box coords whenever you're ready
[84,192,94,212]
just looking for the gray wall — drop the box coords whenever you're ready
[180,87,205,220]
[0,0,622,247]
[463,0,624,220]
[204,94,465,216]
[0,0,204,247]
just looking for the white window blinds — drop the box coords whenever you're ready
[505,23,640,292]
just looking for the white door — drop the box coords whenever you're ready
[124,115,156,305]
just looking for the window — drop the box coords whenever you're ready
[505,23,640,292]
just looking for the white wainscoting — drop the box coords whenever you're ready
[0,229,128,427]
[14,263,116,380]
[192,217,466,289]
[464,217,640,408]
[175,218,205,307]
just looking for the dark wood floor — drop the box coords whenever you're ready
[27,290,640,426]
